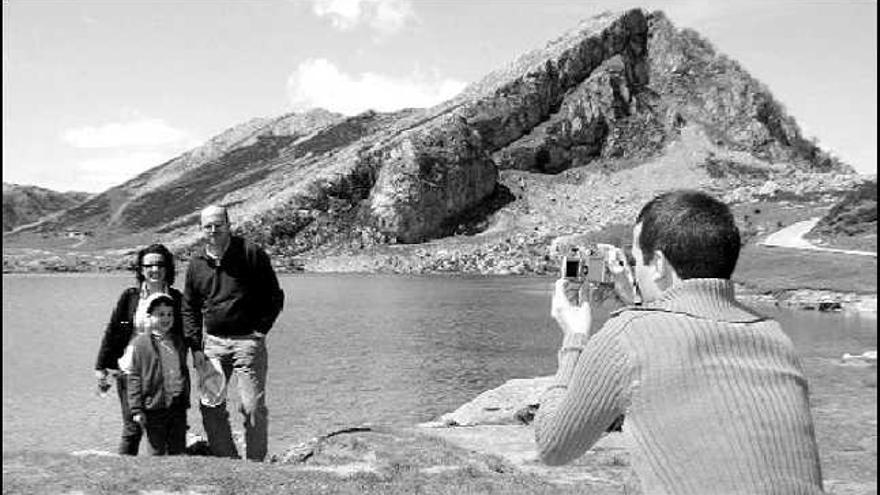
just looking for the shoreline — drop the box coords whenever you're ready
[735,286,878,314]
[3,264,877,315]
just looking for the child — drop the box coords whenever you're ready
[126,293,190,455]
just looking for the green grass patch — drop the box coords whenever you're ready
[734,245,876,294]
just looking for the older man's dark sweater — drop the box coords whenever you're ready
[182,236,284,350]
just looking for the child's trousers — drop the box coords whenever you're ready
[143,404,187,455]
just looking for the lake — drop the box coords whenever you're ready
[2,273,876,457]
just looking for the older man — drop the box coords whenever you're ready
[183,205,284,461]
[535,190,824,494]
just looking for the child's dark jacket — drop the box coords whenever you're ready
[126,332,191,416]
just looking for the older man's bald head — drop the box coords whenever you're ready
[200,205,229,226]
[200,205,231,251]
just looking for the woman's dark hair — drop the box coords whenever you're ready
[135,243,176,285]
[636,190,741,279]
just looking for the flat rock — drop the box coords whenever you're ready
[420,376,555,427]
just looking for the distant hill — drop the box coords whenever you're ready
[7,8,864,270]
[804,179,877,252]
[2,183,91,232]
[814,180,877,236]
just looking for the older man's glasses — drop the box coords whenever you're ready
[202,223,228,232]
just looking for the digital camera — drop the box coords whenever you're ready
[560,244,631,285]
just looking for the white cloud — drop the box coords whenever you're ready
[57,117,201,192]
[311,0,362,30]
[61,118,192,149]
[75,151,171,190]
[308,0,415,35]
[286,58,466,115]
[369,0,414,34]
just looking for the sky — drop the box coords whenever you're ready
[3,0,877,193]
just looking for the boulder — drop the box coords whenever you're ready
[421,376,555,427]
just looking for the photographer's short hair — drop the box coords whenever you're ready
[636,190,740,279]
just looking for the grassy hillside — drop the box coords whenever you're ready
[2,183,91,232]
[806,179,877,252]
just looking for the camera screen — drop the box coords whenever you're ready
[564,259,581,278]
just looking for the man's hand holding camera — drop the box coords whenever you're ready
[553,243,640,339]
[551,278,592,337]
[596,243,639,305]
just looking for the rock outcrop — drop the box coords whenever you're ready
[368,114,498,242]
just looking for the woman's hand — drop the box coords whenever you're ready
[95,369,112,395]
[551,278,592,336]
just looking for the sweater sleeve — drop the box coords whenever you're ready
[126,343,144,416]
[251,245,284,335]
[181,263,204,351]
[534,317,633,466]
[169,288,186,347]
[95,289,134,370]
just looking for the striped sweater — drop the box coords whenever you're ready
[534,278,823,494]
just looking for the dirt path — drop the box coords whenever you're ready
[759,217,877,257]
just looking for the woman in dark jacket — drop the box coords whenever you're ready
[94,243,184,455]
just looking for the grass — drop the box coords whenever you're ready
[808,232,877,253]
[734,245,876,294]
[726,197,876,295]
[2,428,600,495]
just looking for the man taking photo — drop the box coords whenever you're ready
[535,190,824,494]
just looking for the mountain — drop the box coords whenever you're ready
[2,183,92,232]
[8,9,865,271]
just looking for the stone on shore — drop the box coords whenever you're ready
[421,376,555,427]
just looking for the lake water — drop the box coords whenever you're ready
[2,273,876,456]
